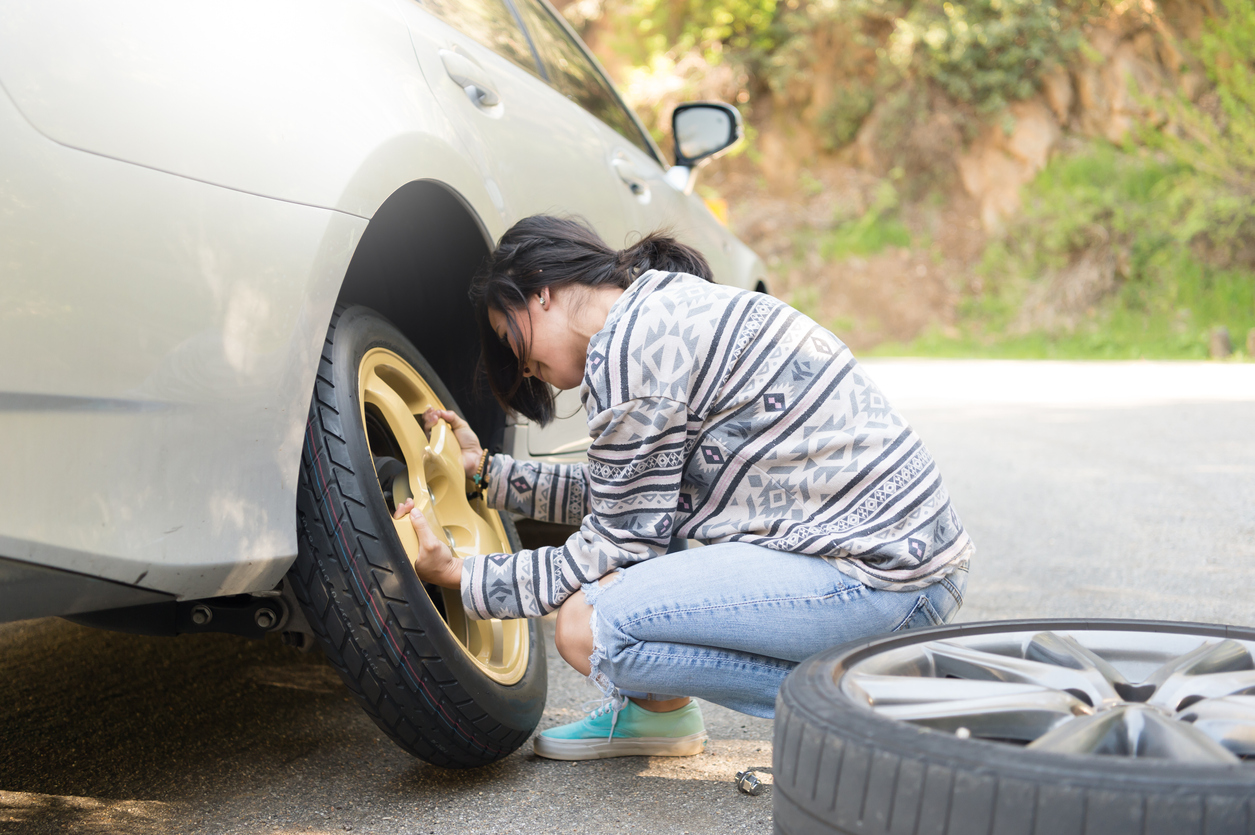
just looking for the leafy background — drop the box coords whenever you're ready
[556,0,1255,359]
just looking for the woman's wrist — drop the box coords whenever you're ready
[439,556,465,591]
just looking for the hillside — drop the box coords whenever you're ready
[558,0,1255,358]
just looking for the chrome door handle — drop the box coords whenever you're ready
[439,49,501,108]
[612,157,651,202]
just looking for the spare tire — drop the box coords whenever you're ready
[774,619,1255,834]
[289,305,546,768]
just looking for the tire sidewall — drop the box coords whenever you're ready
[780,618,1255,794]
[327,305,546,732]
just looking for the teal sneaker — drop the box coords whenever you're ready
[532,698,708,761]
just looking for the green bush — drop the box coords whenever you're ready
[1147,0,1255,268]
[608,0,779,63]
[890,0,1076,113]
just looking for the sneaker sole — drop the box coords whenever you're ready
[532,731,708,761]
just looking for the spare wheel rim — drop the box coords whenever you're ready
[357,347,528,686]
[840,625,1255,763]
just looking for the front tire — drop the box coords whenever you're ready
[289,305,546,768]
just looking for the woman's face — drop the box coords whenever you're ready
[488,289,589,392]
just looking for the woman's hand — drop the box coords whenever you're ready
[393,497,463,589]
[422,407,483,481]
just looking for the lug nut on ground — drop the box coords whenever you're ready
[735,769,765,795]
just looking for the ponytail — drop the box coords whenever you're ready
[616,231,713,285]
[470,215,713,423]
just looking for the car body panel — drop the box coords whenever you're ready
[0,0,767,613]
[0,0,432,218]
[0,83,362,598]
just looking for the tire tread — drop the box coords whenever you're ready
[288,305,539,769]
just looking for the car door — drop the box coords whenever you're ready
[508,0,738,283]
[397,0,631,247]
[399,0,655,461]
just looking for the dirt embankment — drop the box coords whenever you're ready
[704,159,985,351]
[571,0,1217,349]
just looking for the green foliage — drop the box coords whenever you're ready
[577,0,1255,360]
[767,0,1077,135]
[878,0,1255,359]
[818,85,877,149]
[581,0,1081,160]
[890,0,1076,113]
[888,141,1255,358]
[1144,0,1255,264]
[615,0,779,63]
[820,180,912,259]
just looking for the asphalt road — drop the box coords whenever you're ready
[2,360,1252,835]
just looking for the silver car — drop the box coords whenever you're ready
[0,0,766,767]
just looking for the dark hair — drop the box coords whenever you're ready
[470,215,712,424]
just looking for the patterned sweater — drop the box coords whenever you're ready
[461,270,973,620]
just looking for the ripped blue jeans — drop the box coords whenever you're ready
[581,542,967,719]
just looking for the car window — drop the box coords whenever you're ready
[509,0,657,160]
[418,0,541,80]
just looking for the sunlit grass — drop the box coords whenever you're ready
[874,143,1255,359]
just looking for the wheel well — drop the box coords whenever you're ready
[335,180,506,450]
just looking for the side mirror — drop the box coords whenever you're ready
[672,102,742,167]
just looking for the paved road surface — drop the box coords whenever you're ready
[868,360,1255,627]
[1,360,1251,834]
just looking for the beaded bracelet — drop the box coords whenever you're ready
[468,448,490,500]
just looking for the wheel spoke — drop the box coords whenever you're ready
[361,368,450,561]
[425,420,500,558]
[1145,640,1255,712]
[362,368,429,487]
[1025,706,1127,755]
[929,640,1121,708]
[1026,631,1128,684]
[1027,704,1240,763]
[878,688,1089,740]
[1134,707,1240,762]
[1178,695,1255,756]
[846,673,1060,706]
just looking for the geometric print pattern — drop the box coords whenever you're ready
[463,271,974,620]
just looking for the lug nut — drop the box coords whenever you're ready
[255,608,278,629]
[190,604,213,626]
[735,770,765,796]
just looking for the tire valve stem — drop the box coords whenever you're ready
[735,770,765,796]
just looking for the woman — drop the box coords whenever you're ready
[393,215,973,762]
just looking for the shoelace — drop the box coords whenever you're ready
[580,694,628,740]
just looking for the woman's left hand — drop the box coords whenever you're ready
[393,497,464,589]
[422,407,484,481]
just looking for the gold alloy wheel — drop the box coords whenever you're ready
[357,347,529,685]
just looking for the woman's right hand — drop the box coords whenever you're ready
[392,497,463,589]
[422,407,483,480]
